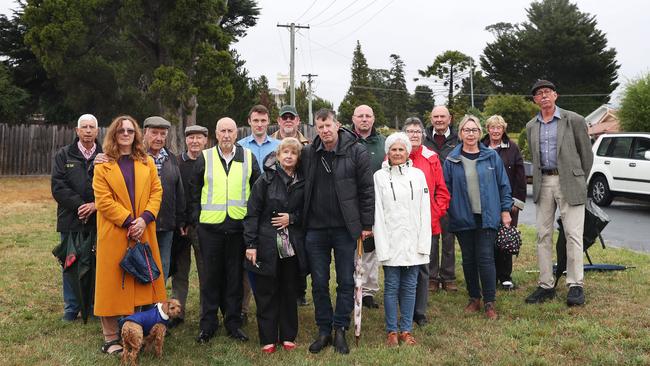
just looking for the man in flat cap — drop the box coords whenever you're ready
[272,105,310,145]
[143,116,185,281]
[525,80,593,306]
[168,124,209,328]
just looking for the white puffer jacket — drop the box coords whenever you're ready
[373,159,431,267]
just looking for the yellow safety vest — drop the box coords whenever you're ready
[199,147,252,224]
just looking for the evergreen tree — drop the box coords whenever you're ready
[386,54,409,129]
[281,81,333,124]
[338,41,384,126]
[418,50,472,108]
[482,94,539,132]
[409,85,434,124]
[481,0,619,115]
[252,75,279,122]
[618,73,650,132]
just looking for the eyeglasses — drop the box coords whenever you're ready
[405,129,422,135]
[461,128,481,134]
[117,128,136,135]
[320,156,332,174]
[354,114,373,119]
[281,114,296,121]
[534,89,555,97]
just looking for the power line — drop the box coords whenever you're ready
[312,0,373,27]
[293,0,319,23]
[324,0,395,48]
[303,0,338,24]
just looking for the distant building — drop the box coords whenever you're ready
[270,73,289,107]
[586,105,620,139]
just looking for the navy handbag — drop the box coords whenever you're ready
[119,240,161,288]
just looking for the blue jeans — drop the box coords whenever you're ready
[305,228,355,335]
[60,233,79,316]
[157,230,174,280]
[456,227,497,302]
[383,266,418,333]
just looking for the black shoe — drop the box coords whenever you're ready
[297,295,310,306]
[62,312,78,322]
[413,315,428,326]
[362,296,379,309]
[196,330,214,344]
[308,334,332,354]
[525,287,556,304]
[566,286,585,306]
[167,317,184,329]
[333,327,349,354]
[228,328,249,342]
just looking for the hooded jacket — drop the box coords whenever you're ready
[480,133,526,210]
[409,145,450,235]
[354,127,386,173]
[302,127,374,239]
[373,160,431,266]
[443,144,513,232]
[51,137,102,232]
[243,157,308,276]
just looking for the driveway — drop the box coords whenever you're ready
[518,185,650,253]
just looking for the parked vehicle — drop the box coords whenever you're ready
[587,133,650,206]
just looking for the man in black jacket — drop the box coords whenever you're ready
[142,116,185,281]
[51,113,101,321]
[302,109,374,355]
[423,105,460,292]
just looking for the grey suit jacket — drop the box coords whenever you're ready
[526,107,594,205]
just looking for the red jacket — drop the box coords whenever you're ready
[409,145,450,235]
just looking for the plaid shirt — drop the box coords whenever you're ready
[150,148,169,176]
[77,141,96,160]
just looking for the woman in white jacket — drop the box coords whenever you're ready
[374,132,431,347]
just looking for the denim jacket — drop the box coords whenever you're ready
[443,144,513,232]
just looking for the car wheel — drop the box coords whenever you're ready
[589,175,613,206]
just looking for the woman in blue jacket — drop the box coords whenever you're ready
[443,115,512,320]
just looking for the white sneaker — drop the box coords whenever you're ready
[501,281,514,290]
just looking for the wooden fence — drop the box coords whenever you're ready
[0,123,317,175]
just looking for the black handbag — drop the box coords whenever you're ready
[119,240,161,288]
[495,224,522,256]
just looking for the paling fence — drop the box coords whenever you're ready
[0,123,317,175]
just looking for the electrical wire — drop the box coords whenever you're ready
[312,0,369,27]
[293,0,319,23]
[324,0,395,48]
[303,0,338,24]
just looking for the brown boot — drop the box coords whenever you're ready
[429,280,440,292]
[386,332,398,347]
[464,298,481,313]
[485,301,498,320]
[442,282,458,292]
[398,331,417,345]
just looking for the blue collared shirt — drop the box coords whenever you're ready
[149,147,169,176]
[536,107,561,170]
[237,134,280,170]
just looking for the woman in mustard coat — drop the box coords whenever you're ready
[93,115,165,354]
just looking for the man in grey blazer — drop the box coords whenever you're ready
[524,80,593,306]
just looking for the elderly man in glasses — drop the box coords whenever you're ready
[525,79,593,307]
[271,105,310,145]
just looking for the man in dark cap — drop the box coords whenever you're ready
[272,105,311,144]
[168,124,209,328]
[524,80,593,307]
[143,116,185,281]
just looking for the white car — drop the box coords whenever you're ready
[588,133,650,206]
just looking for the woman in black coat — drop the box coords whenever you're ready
[243,137,308,354]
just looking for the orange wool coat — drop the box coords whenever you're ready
[93,156,166,316]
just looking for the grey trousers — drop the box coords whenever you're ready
[429,215,456,282]
[361,249,379,298]
[171,228,204,319]
[414,235,438,319]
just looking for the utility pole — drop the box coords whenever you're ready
[277,23,309,107]
[302,73,318,125]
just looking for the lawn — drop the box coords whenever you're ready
[1,176,649,366]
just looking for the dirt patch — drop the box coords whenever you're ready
[0,176,52,204]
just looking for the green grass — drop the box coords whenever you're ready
[1,176,649,365]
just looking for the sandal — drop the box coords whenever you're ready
[101,339,123,355]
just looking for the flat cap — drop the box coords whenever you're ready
[531,79,556,95]
[185,125,208,136]
[143,116,171,129]
[279,105,298,116]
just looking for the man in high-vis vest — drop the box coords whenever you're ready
[190,117,261,344]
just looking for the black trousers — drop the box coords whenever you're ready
[197,225,244,334]
[494,249,513,283]
[254,256,299,345]
[297,274,307,298]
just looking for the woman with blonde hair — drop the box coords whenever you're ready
[243,137,308,354]
[443,115,512,320]
[93,115,165,355]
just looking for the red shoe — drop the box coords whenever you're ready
[282,341,296,351]
[262,344,276,354]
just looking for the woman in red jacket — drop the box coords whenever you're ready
[403,117,450,326]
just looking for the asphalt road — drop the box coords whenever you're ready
[518,185,650,253]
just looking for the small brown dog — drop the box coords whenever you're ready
[121,299,182,366]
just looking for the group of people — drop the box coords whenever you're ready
[50,78,593,356]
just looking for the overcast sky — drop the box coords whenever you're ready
[2,0,648,110]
